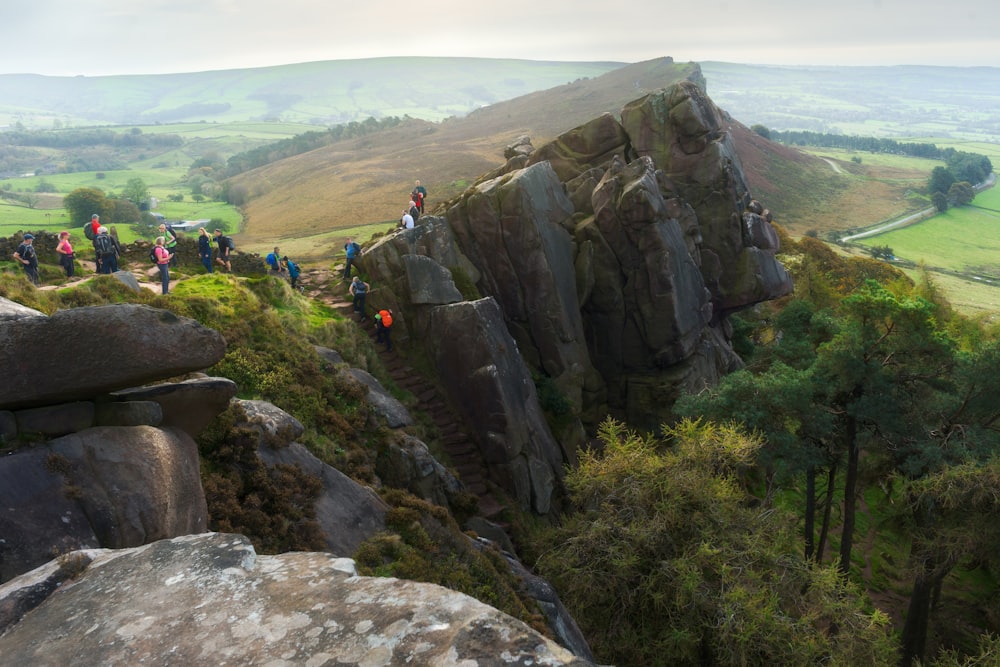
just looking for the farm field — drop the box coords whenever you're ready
[856,186,1000,278]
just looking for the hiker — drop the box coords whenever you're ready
[266,247,285,273]
[197,227,214,273]
[349,275,369,321]
[343,237,361,280]
[153,236,173,295]
[399,209,414,230]
[374,308,393,351]
[93,226,121,274]
[283,256,301,290]
[56,230,75,278]
[12,233,39,286]
[85,214,101,269]
[412,180,427,213]
[158,223,179,267]
[213,229,233,272]
[407,198,420,223]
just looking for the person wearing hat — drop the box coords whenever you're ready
[13,233,39,286]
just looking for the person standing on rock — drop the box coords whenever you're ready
[154,236,173,295]
[412,180,427,214]
[375,308,393,351]
[349,275,369,321]
[343,237,361,281]
[56,231,75,278]
[197,227,214,273]
[12,233,39,286]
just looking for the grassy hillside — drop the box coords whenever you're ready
[231,59,704,255]
[0,58,626,128]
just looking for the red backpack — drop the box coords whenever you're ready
[378,310,393,327]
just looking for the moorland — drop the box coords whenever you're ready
[1,56,998,302]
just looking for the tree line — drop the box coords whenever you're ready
[754,126,993,211]
[535,235,1000,666]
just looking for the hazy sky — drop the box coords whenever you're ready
[5,0,998,76]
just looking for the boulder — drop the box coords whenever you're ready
[0,533,594,666]
[377,433,465,508]
[428,298,568,514]
[403,253,464,305]
[235,400,387,556]
[110,377,238,437]
[0,304,227,411]
[0,425,207,583]
[344,368,413,428]
[255,441,388,557]
[0,296,44,322]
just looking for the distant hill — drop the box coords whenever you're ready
[230,57,930,257]
[700,62,1000,142]
[0,58,627,128]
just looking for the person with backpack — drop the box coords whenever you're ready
[412,180,427,213]
[158,223,179,267]
[93,226,121,274]
[349,275,369,321]
[407,198,420,223]
[266,247,285,274]
[153,236,173,295]
[197,227,214,273]
[56,230,75,278]
[213,229,233,273]
[283,256,302,291]
[12,233,39,286]
[343,237,361,281]
[374,308,393,351]
[85,214,101,270]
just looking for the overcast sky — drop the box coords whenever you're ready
[5,0,998,76]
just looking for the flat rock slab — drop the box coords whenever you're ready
[0,532,594,666]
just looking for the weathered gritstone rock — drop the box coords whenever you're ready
[0,425,207,583]
[0,304,227,411]
[0,533,595,666]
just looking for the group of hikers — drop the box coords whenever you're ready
[10,214,236,294]
[399,180,427,230]
[265,246,302,290]
[13,180,426,349]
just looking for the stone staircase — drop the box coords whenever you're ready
[319,266,505,519]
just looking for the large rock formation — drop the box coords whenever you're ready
[0,533,594,666]
[357,79,792,502]
[0,303,230,583]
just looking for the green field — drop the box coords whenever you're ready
[857,186,1000,277]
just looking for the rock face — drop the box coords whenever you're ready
[358,80,792,501]
[0,532,594,667]
[0,304,227,410]
[0,426,207,582]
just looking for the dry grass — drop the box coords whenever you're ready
[233,58,934,266]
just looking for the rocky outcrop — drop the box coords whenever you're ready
[0,303,227,410]
[0,426,207,582]
[0,532,594,666]
[358,80,791,450]
[428,298,569,514]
